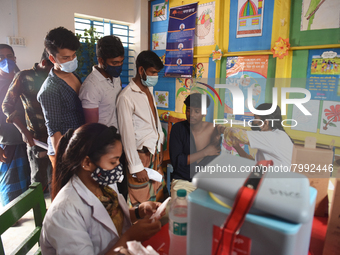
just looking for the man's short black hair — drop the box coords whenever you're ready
[0,44,14,55]
[44,27,80,57]
[136,50,163,71]
[96,35,124,62]
[184,93,210,109]
[40,49,53,65]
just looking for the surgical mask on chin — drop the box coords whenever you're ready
[251,125,261,131]
[0,58,16,73]
[91,163,124,186]
[105,64,122,78]
[141,69,158,87]
[59,57,78,73]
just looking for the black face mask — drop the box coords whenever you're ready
[251,125,261,131]
[104,64,123,78]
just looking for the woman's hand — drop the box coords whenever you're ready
[125,216,162,242]
[139,201,162,219]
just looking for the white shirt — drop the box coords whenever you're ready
[116,79,164,174]
[247,129,293,168]
[40,175,131,255]
[79,66,121,128]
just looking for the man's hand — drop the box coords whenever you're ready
[0,147,6,163]
[22,130,35,147]
[135,170,149,183]
[203,144,221,157]
[139,201,162,218]
[159,148,163,165]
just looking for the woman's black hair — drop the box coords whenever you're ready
[255,103,294,142]
[52,123,121,199]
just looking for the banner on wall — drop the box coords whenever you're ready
[236,0,264,38]
[224,55,268,121]
[306,49,340,101]
[164,3,197,77]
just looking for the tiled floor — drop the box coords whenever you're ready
[1,193,51,254]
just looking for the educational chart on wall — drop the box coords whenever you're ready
[152,32,167,50]
[175,62,209,113]
[301,0,340,31]
[320,101,340,137]
[236,0,264,38]
[291,100,320,133]
[155,91,169,108]
[224,55,268,121]
[164,3,197,77]
[152,2,168,22]
[194,1,215,46]
[306,49,340,101]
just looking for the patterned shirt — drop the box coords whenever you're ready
[37,69,85,155]
[2,64,48,142]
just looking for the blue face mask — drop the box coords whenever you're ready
[105,64,122,78]
[91,163,124,186]
[141,68,158,87]
[59,57,78,73]
[0,58,16,73]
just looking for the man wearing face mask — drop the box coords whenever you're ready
[116,50,166,206]
[37,27,85,170]
[0,44,30,206]
[79,35,124,129]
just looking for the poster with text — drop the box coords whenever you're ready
[175,62,209,113]
[319,101,340,137]
[306,49,340,101]
[224,55,268,121]
[152,3,167,22]
[194,1,215,46]
[152,32,167,50]
[164,3,197,77]
[291,100,320,133]
[236,0,264,38]
[301,0,340,31]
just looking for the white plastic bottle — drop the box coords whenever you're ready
[168,189,188,255]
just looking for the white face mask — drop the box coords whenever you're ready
[141,68,158,87]
[58,57,78,73]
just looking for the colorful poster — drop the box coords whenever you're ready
[224,55,268,121]
[152,3,167,22]
[306,49,340,101]
[152,32,167,50]
[194,1,215,46]
[175,62,209,113]
[155,91,169,108]
[236,0,264,38]
[291,100,320,133]
[164,3,197,77]
[301,0,340,31]
[319,101,340,137]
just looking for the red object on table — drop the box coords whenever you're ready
[144,217,328,255]
[143,223,170,255]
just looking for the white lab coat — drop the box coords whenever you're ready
[40,175,131,255]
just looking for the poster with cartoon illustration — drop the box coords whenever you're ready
[155,91,169,108]
[306,49,340,101]
[194,1,215,46]
[236,0,264,38]
[319,101,340,137]
[152,3,167,22]
[292,100,320,133]
[175,62,209,113]
[301,0,340,31]
[152,32,167,50]
[224,55,268,121]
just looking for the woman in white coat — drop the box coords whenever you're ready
[40,123,162,255]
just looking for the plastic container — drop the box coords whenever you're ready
[168,189,187,255]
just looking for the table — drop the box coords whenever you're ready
[143,217,328,255]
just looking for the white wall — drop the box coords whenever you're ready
[0,0,148,70]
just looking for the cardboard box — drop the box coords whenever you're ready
[323,179,340,255]
[291,142,334,216]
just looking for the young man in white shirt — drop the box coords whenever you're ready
[79,35,124,129]
[116,50,165,206]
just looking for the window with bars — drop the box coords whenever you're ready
[74,16,133,87]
